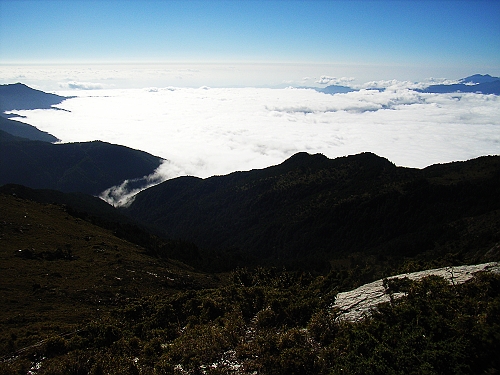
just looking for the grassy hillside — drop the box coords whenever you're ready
[0,184,203,265]
[0,193,218,362]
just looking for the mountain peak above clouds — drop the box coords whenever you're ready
[460,74,498,84]
[0,138,164,196]
[420,74,500,94]
[316,85,356,94]
[0,82,74,114]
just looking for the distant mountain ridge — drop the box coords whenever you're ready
[0,83,70,141]
[420,74,500,94]
[0,116,59,142]
[0,82,73,114]
[314,85,356,94]
[460,74,499,84]
[306,74,500,95]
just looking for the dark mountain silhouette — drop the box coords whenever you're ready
[316,84,355,94]
[461,74,499,84]
[298,85,356,94]
[0,183,201,265]
[0,116,59,142]
[0,82,73,114]
[0,183,124,222]
[122,152,500,271]
[420,74,500,94]
[0,137,163,196]
[0,129,25,142]
[1,83,163,196]
[0,83,69,141]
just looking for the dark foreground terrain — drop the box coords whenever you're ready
[0,191,499,374]
[1,151,500,374]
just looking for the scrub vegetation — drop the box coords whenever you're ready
[1,260,499,374]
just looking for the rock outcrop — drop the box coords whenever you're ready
[334,262,500,321]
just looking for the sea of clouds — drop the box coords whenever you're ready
[7,85,500,205]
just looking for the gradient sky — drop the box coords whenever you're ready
[1,0,499,87]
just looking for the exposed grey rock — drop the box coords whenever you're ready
[333,262,500,322]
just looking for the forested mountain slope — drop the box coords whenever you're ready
[123,152,500,272]
[0,138,163,195]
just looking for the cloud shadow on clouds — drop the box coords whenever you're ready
[60,81,106,90]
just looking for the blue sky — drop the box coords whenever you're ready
[1,0,499,87]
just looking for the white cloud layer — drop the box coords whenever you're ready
[7,86,500,204]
